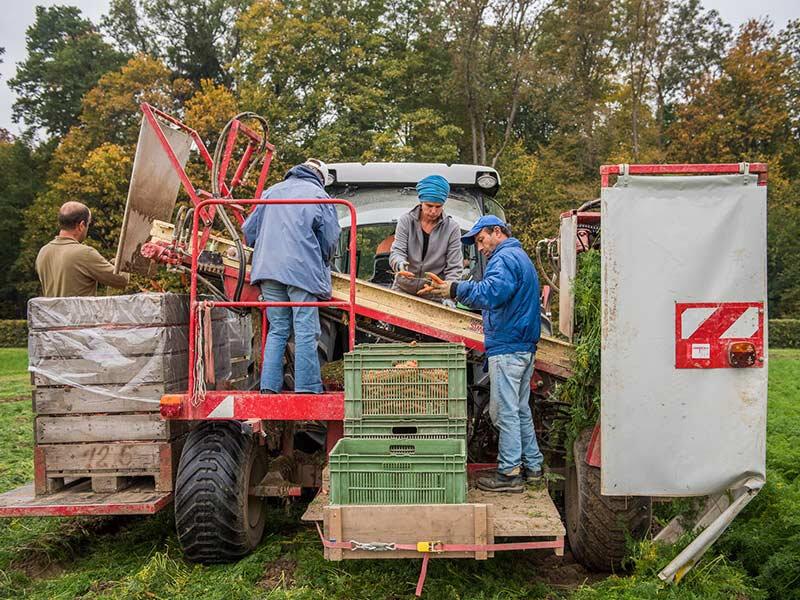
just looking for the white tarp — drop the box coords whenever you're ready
[601,173,767,496]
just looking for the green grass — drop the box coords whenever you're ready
[0,350,796,599]
[0,348,30,400]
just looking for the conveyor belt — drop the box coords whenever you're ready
[147,220,574,378]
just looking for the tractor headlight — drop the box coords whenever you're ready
[477,174,498,189]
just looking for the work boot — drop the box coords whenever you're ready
[476,470,524,493]
[522,466,544,485]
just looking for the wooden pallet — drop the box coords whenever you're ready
[34,438,185,495]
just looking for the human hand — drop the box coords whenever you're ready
[418,273,453,298]
[394,260,410,274]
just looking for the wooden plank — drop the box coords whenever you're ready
[35,414,188,444]
[474,504,488,560]
[92,476,131,493]
[327,506,343,561]
[37,441,169,473]
[323,503,493,560]
[467,486,565,537]
[33,382,185,415]
[0,481,172,517]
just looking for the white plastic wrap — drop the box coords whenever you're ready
[28,293,236,403]
[600,174,767,496]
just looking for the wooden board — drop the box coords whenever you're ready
[35,414,190,444]
[0,480,172,517]
[323,503,494,560]
[33,382,185,415]
[467,486,565,538]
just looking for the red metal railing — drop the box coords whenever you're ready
[186,197,358,412]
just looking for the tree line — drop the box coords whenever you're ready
[0,0,798,318]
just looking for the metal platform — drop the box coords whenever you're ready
[0,480,172,517]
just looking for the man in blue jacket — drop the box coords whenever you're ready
[242,159,341,394]
[422,215,543,492]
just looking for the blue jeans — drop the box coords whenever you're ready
[488,351,544,475]
[260,280,323,393]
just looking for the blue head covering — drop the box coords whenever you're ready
[416,175,450,204]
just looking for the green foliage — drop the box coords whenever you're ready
[0,348,30,400]
[102,0,251,85]
[716,349,800,599]
[770,319,800,348]
[0,139,48,318]
[555,250,601,458]
[8,6,125,137]
[0,321,28,349]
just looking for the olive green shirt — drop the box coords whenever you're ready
[35,236,130,297]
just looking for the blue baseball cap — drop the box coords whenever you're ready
[461,215,507,245]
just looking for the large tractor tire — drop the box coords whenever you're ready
[175,421,267,563]
[565,427,652,571]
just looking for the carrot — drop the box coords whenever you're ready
[425,272,445,285]
[398,270,415,278]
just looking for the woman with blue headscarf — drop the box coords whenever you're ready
[389,175,463,300]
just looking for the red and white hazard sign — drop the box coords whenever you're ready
[675,302,765,369]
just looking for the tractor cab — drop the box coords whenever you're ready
[325,162,504,284]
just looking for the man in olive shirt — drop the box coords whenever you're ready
[36,201,130,297]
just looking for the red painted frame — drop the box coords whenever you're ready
[600,162,768,187]
[184,198,358,423]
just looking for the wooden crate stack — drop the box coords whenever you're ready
[28,293,247,495]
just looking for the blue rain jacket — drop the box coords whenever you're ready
[242,166,341,298]
[455,238,540,357]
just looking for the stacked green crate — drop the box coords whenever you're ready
[329,343,468,505]
[329,438,467,504]
[343,343,467,439]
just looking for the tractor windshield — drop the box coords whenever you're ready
[330,186,502,284]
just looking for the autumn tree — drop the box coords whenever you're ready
[234,0,460,170]
[0,138,47,316]
[667,20,793,166]
[15,56,190,297]
[445,0,553,166]
[103,0,252,85]
[9,6,125,138]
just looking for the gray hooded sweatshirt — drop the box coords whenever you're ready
[389,205,463,295]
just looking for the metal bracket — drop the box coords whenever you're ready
[240,418,265,437]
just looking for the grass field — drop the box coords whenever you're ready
[0,348,796,599]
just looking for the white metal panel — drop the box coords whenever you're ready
[115,116,193,275]
[601,174,767,496]
[328,162,500,187]
[558,214,577,340]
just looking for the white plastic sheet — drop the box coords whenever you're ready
[600,174,767,496]
[27,294,254,402]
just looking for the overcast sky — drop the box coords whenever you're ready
[1,0,799,135]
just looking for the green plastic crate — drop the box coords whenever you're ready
[344,417,467,440]
[344,343,467,422]
[329,438,467,505]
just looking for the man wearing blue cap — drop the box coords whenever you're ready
[389,175,463,301]
[421,215,544,492]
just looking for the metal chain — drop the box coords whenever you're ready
[349,540,397,552]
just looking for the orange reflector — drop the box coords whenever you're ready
[160,394,183,418]
[728,342,757,368]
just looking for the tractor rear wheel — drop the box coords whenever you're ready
[565,426,652,571]
[174,421,267,563]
